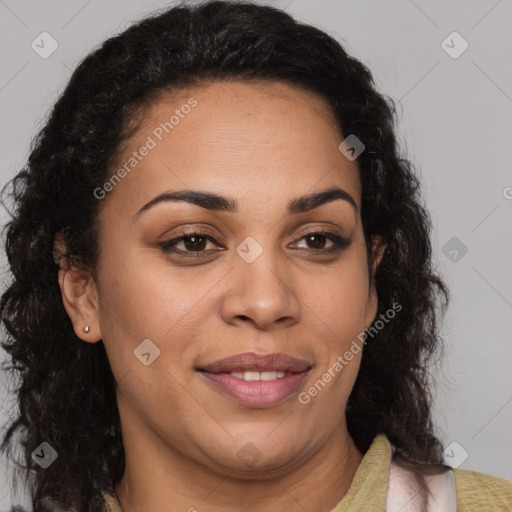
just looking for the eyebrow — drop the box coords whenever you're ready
[134,186,358,220]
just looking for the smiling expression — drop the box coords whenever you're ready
[81,79,381,475]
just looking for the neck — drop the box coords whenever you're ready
[114,420,364,512]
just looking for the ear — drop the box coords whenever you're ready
[364,235,387,328]
[54,234,102,343]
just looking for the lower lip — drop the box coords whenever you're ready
[199,371,309,407]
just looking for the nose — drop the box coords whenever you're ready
[220,246,301,330]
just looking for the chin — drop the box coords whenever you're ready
[202,436,310,478]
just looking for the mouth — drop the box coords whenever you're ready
[196,352,312,407]
[208,369,290,381]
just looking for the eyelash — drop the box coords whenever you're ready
[159,229,351,258]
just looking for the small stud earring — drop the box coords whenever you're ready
[83,325,90,333]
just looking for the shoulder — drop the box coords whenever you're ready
[453,467,512,510]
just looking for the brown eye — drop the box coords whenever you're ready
[304,233,330,250]
[159,229,350,259]
[181,235,208,251]
[294,231,351,254]
[160,232,220,256]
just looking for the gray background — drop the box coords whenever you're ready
[1,0,511,507]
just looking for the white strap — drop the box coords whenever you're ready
[387,458,457,511]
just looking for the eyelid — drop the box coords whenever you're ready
[158,225,351,257]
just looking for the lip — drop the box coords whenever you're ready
[196,352,312,408]
[198,352,312,374]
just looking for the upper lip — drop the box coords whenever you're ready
[198,352,312,374]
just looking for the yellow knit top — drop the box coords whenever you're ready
[102,433,512,511]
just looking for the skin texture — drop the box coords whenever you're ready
[57,80,386,511]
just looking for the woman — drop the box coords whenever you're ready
[1,1,510,511]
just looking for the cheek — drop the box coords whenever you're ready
[297,244,370,408]
[96,253,204,427]
[95,245,222,379]
[96,244,187,333]
[303,251,371,343]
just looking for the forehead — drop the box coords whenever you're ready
[102,79,361,215]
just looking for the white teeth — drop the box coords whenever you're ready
[228,370,287,381]
[244,371,260,381]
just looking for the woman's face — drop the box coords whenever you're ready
[79,80,382,476]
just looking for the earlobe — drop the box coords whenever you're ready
[371,235,387,277]
[365,286,379,330]
[365,236,387,328]
[57,266,102,343]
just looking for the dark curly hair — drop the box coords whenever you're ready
[1,1,450,510]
